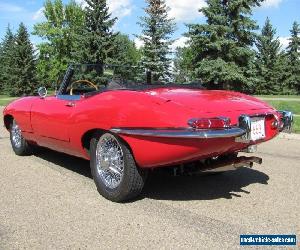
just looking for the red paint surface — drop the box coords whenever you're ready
[3,88,280,168]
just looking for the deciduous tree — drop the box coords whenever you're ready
[33,0,84,87]
[173,46,194,83]
[108,34,141,80]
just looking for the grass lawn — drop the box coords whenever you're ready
[0,95,16,106]
[256,97,300,134]
[255,95,300,99]
[0,89,55,106]
[293,116,300,133]
[263,100,300,115]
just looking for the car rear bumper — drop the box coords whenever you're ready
[111,111,293,140]
[110,127,245,139]
[110,111,293,168]
[278,110,293,132]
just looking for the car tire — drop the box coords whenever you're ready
[90,132,147,202]
[10,119,32,156]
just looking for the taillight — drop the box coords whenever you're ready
[188,117,231,129]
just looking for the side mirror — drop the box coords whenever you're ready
[38,87,47,98]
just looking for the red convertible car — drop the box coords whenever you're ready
[3,64,293,202]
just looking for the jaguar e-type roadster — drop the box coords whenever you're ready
[3,64,293,202]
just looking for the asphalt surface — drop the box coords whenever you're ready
[0,107,299,249]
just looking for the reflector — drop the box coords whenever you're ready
[188,117,231,129]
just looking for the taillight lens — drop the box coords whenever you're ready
[188,117,231,129]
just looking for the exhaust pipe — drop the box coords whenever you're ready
[199,156,262,173]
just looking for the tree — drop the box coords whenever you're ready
[108,34,142,80]
[0,39,2,93]
[255,17,283,94]
[286,21,300,93]
[173,46,194,83]
[9,23,38,96]
[111,34,141,66]
[137,0,176,82]
[73,0,117,67]
[187,0,263,92]
[0,26,15,94]
[33,0,85,87]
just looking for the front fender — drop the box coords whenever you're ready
[3,97,36,133]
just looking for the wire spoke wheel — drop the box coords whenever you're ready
[96,133,124,189]
[90,132,147,202]
[11,121,22,149]
[9,119,32,156]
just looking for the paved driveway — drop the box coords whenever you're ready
[0,107,299,249]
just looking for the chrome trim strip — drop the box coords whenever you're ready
[110,127,246,139]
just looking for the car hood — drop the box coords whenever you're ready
[142,88,273,113]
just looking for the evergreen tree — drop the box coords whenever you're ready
[0,40,2,93]
[73,0,117,68]
[0,40,3,94]
[137,0,176,82]
[286,21,300,93]
[255,17,283,94]
[9,23,38,96]
[0,26,15,94]
[187,0,263,91]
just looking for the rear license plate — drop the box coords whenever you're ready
[250,117,266,141]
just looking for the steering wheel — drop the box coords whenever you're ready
[70,79,98,95]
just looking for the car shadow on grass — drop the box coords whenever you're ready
[34,148,269,202]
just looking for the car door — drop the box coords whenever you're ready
[31,95,78,142]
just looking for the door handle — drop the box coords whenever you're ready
[65,102,75,107]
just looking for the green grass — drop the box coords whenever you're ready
[264,100,300,115]
[257,98,300,134]
[293,116,300,133]
[0,95,16,106]
[47,89,56,95]
[0,89,55,106]
[255,95,300,99]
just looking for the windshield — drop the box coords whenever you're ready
[58,64,204,96]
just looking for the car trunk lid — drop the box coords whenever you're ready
[143,88,273,113]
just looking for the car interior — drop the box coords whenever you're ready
[55,64,204,101]
[56,64,128,100]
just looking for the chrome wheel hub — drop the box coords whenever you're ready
[96,134,124,189]
[11,122,22,148]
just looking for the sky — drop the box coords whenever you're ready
[0,0,300,50]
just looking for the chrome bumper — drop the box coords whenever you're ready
[278,110,293,133]
[110,127,246,139]
[111,111,293,140]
